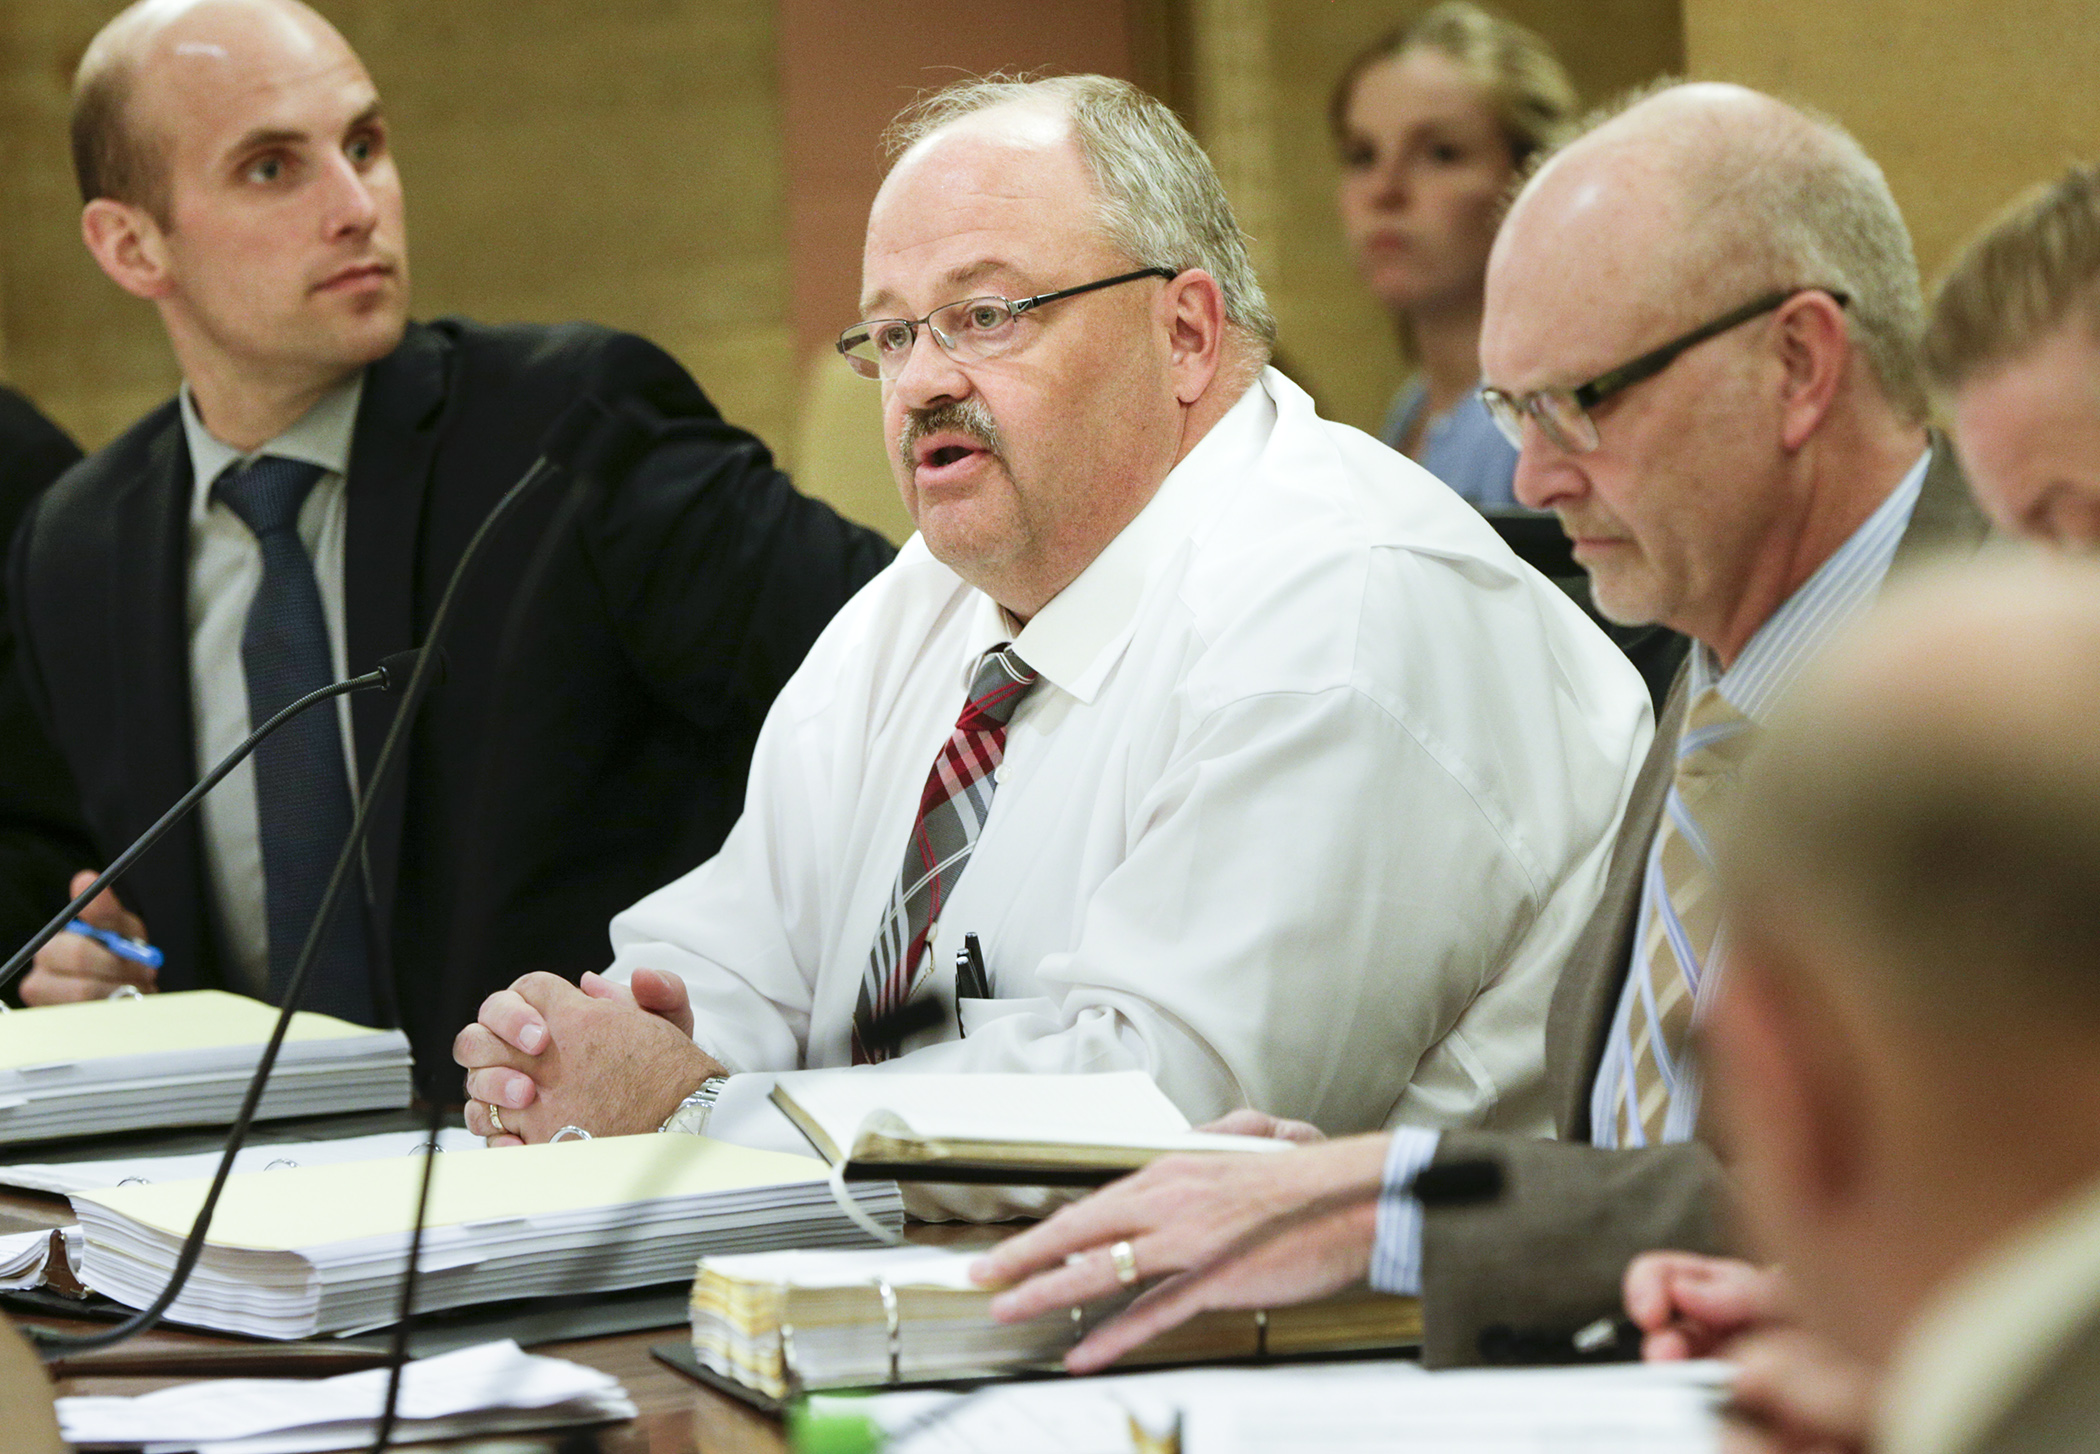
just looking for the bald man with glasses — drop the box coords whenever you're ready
[451,75,1651,1215]
[976,81,1991,1370]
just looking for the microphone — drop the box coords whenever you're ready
[0,646,440,999]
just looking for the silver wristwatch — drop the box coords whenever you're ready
[659,1075,731,1136]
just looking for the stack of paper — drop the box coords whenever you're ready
[0,1128,483,1197]
[71,1134,905,1339]
[57,1339,633,1452]
[0,991,412,1145]
[771,1070,1289,1183]
[820,1359,1730,1454]
[690,1245,1422,1399]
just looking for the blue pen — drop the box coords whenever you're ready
[64,919,164,971]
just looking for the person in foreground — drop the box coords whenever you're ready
[1618,153,2100,1454]
[1333,1,1575,507]
[1,0,890,1079]
[974,80,1989,1365]
[454,76,1651,1174]
[1699,554,2100,1454]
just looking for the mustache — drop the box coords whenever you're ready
[898,398,1007,471]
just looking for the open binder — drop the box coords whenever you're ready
[770,1070,1289,1187]
[686,1245,1422,1402]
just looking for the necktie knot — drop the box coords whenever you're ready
[214,456,329,539]
[959,645,1038,732]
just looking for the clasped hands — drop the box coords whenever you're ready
[452,967,724,1144]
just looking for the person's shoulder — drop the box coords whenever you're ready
[428,317,697,388]
[1180,379,1521,626]
[31,398,181,524]
[766,532,965,722]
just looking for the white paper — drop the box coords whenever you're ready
[865,1360,1731,1454]
[0,1129,483,1197]
[700,1243,992,1291]
[0,1227,53,1289]
[58,1339,633,1450]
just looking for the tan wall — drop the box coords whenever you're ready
[0,0,798,461]
[1212,0,1683,436]
[1684,0,2100,292]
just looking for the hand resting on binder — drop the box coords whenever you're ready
[456,968,722,1144]
[972,1129,1392,1373]
[20,870,157,1004]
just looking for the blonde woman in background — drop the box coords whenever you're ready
[1332,3,1576,509]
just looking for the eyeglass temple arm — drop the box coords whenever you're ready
[1011,267,1181,317]
[1570,287,1849,411]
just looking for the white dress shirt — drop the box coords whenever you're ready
[181,376,364,998]
[607,369,1652,1144]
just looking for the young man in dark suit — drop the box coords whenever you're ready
[1,0,891,1086]
[973,81,1991,1369]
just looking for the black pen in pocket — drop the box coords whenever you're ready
[954,931,992,1036]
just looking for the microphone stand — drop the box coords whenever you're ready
[26,397,627,1357]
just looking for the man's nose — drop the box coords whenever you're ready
[888,325,972,412]
[1511,421,1587,514]
[322,154,381,238]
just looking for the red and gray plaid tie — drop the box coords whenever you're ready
[851,644,1038,1063]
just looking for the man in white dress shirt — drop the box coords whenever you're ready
[452,75,1650,1157]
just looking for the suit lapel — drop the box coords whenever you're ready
[1894,430,1992,569]
[115,418,217,987]
[343,323,449,973]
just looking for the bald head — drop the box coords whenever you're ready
[1492,82,1926,422]
[1727,553,2100,1033]
[72,0,356,224]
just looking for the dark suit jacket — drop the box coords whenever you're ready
[2,319,893,1089]
[1416,441,1990,1367]
[0,388,88,949]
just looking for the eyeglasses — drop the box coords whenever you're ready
[837,266,1180,380]
[1479,288,1851,454]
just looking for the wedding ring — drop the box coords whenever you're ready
[485,1101,506,1136]
[1109,1239,1140,1288]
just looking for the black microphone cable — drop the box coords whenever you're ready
[28,396,613,1356]
[369,396,658,1450]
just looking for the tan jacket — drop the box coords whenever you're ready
[1417,442,1991,1368]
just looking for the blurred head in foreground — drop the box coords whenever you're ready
[1710,553,2100,1374]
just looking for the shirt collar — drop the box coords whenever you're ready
[183,371,366,521]
[981,372,1274,704]
[1691,445,1931,720]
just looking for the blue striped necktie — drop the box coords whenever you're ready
[1602,685,1757,1146]
[213,456,377,1025]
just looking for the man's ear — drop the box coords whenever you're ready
[1773,289,1850,452]
[1706,925,1869,1243]
[80,197,177,301]
[1163,267,1226,406]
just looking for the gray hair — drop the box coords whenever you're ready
[1591,84,1929,423]
[886,74,1277,352]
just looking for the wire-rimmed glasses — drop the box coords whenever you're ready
[837,266,1180,380]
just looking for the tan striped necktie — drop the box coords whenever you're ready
[1616,685,1759,1146]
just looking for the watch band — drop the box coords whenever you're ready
[659,1075,731,1136]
